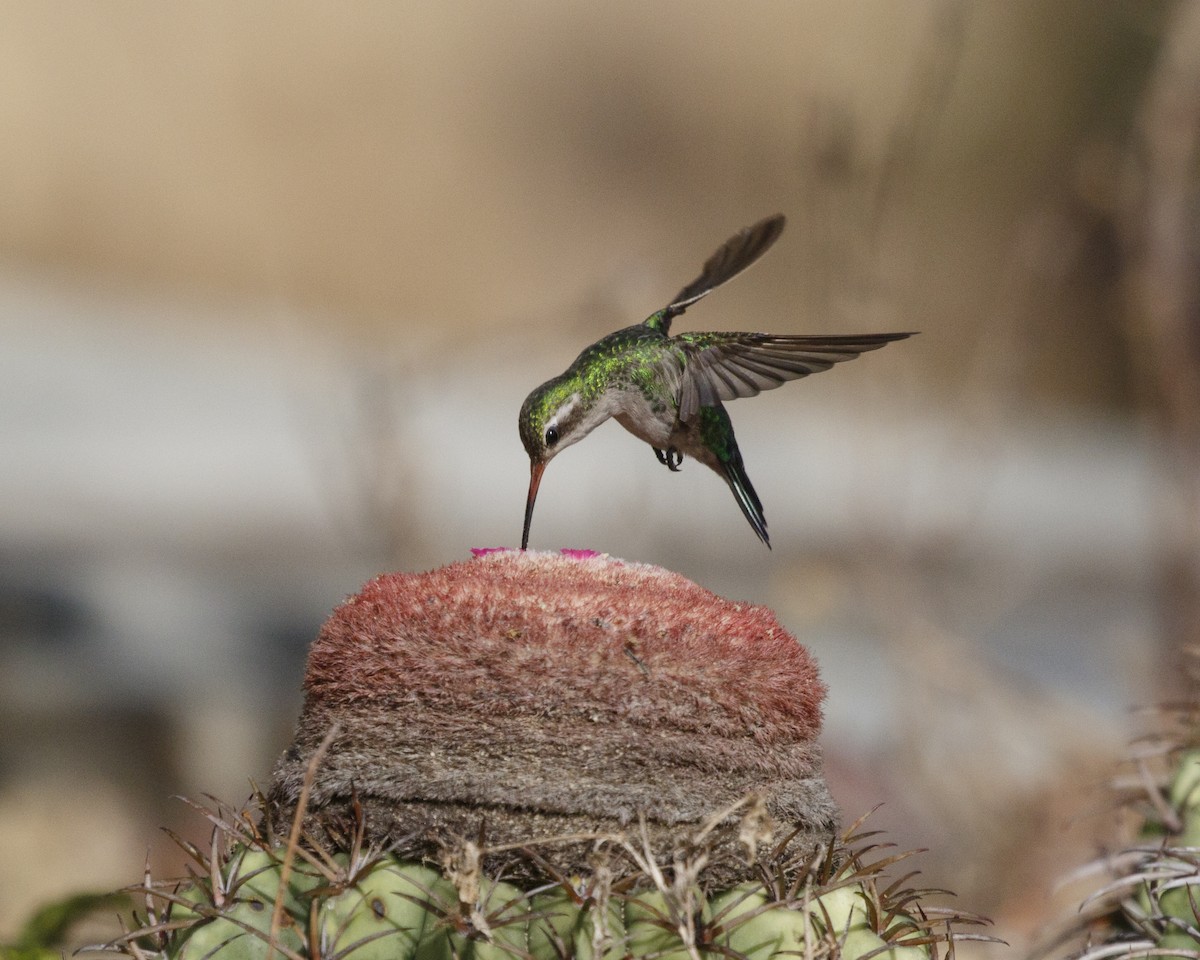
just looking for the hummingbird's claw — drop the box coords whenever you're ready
[654,447,683,472]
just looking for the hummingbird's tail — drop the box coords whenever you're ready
[720,453,770,548]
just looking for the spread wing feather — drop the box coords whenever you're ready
[672,332,913,423]
[658,214,786,330]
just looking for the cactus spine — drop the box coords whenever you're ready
[103,794,983,960]
[1055,706,1200,960]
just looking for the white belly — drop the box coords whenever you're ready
[612,390,675,448]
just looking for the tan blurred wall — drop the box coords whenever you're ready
[0,1,1172,404]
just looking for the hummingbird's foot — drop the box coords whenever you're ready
[654,446,683,472]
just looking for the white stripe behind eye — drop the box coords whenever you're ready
[549,393,581,432]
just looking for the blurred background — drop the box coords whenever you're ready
[3,0,1200,953]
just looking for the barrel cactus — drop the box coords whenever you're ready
[97,549,985,959]
[106,790,978,960]
[265,548,837,881]
[1057,699,1200,959]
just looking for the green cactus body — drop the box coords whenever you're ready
[174,898,305,960]
[1140,751,1200,958]
[318,867,534,960]
[173,848,321,960]
[1143,872,1200,936]
[1156,928,1200,955]
[527,888,624,960]
[809,882,929,960]
[1167,751,1200,811]
[136,844,952,960]
[621,889,707,960]
[450,879,531,960]
[317,861,443,960]
[1126,749,1200,949]
[1168,750,1200,848]
[810,884,869,933]
[707,884,806,960]
[1055,732,1200,960]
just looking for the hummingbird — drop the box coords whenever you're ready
[518,214,912,550]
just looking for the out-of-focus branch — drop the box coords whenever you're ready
[1126,0,1200,688]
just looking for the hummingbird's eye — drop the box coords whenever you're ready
[544,425,559,447]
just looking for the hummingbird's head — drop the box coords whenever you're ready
[518,376,588,465]
[518,376,589,549]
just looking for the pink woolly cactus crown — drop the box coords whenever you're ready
[270,549,837,878]
[307,549,825,745]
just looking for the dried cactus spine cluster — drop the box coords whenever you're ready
[1061,727,1200,960]
[116,813,966,960]
[1131,748,1200,953]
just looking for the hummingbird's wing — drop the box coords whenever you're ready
[671,331,914,424]
[653,215,787,333]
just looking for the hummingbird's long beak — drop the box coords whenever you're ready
[521,460,546,550]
